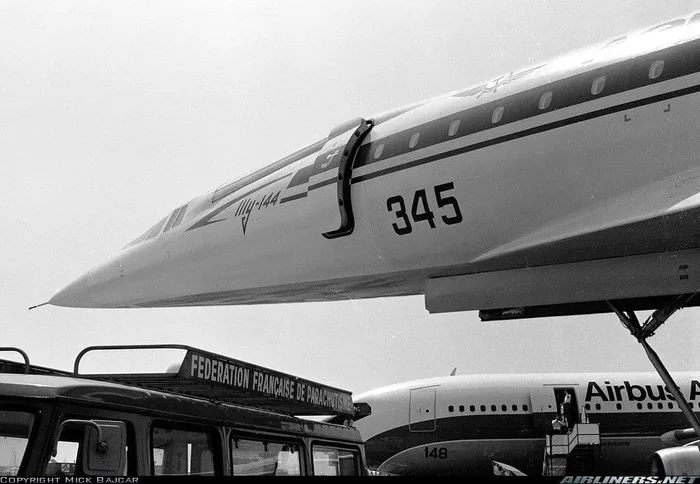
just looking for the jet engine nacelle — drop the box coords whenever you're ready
[650,442,700,477]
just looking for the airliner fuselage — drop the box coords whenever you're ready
[354,372,700,476]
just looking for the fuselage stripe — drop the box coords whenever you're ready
[280,192,308,203]
[350,82,700,185]
[279,35,700,197]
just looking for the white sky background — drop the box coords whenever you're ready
[3,0,700,395]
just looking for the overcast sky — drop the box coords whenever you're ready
[4,0,700,396]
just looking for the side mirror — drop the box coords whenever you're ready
[82,420,127,476]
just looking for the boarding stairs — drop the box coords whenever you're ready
[542,422,601,476]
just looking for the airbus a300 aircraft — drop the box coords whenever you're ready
[349,372,700,476]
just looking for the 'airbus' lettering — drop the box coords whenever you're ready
[584,380,696,402]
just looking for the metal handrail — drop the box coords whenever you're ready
[0,347,30,373]
[546,423,600,455]
[73,344,197,374]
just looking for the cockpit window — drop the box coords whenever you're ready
[163,205,188,233]
[172,205,187,227]
[124,204,189,249]
[124,216,167,248]
[145,217,168,240]
[123,137,327,249]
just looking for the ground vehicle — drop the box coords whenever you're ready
[0,345,368,476]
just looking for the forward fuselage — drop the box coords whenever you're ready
[51,12,700,310]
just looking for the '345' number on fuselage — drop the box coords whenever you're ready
[386,182,463,235]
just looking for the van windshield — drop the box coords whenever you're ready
[0,411,34,476]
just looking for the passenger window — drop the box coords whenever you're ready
[152,425,217,476]
[591,76,606,96]
[0,411,34,476]
[373,144,384,159]
[409,132,420,149]
[312,446,359,476]
[231,438,302,476]
[448,120,460,137]
[491,106,504,124]
[539,91,552,110]
[649,60,664,80]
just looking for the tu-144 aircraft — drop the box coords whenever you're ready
[48,12,700,318]
[43,11,700,474]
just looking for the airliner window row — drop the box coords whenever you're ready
[446,400,694,415]
[447,403,529,414]
[582,401,693,411]
[352,35,700,174]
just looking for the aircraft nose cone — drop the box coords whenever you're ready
[49,271,93,308]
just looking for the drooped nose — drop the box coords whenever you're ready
[48,244,175,308]
[49,253,131,308]
[49,257,134,308]
[49,271,93,308]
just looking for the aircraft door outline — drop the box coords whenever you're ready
[409,387,437,432]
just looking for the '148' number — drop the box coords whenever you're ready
[424,446,448,459]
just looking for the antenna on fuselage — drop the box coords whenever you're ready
[450,367,457,376]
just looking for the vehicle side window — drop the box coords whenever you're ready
[0,411,34,476]
[47,440,78,477]
[46,419,129,477]
[311,445,360,476]
[231,438,302,476]
[151,425,217,476]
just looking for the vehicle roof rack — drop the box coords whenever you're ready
[0,347,73,376]
[72,344,355,418]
